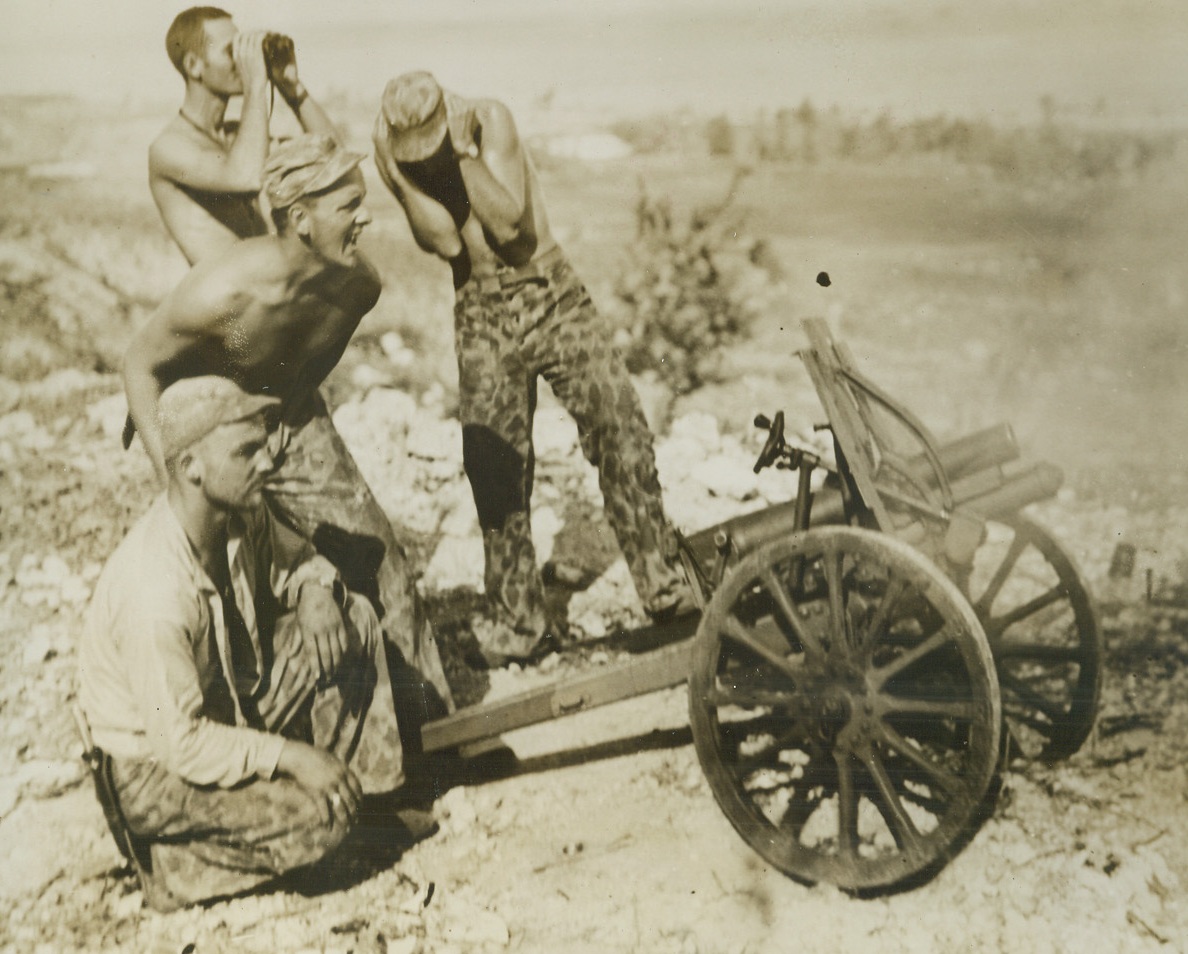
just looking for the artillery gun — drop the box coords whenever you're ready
[420,317,1103,891]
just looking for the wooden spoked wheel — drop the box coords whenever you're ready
[958,515,1102,762]
[688,527,1001,891]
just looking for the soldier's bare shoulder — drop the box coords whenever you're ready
[149,115,234,181]
[167,237,283,313]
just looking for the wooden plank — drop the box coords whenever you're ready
[421,639,697,753]
[801,320,894,529]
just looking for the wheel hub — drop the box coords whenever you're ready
[814,688,853,741]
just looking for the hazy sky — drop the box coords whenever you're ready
[2,1,1183,122]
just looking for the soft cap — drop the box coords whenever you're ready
[380,71,449,163]
[158,376,280,462]
[263,133,365,210]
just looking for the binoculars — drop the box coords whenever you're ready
[262,32,296,87]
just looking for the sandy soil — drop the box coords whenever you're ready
[1,98,1187,953]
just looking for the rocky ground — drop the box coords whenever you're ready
[1,358,1187,954]
[2,96,1188,954]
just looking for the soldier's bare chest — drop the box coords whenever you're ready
[222,294,358,383]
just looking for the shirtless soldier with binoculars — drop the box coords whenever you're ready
[149,6,340,265]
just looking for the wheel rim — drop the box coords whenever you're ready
[960,515,1102,761]
[689,527,1000,891]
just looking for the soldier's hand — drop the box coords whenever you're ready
[297,582,349,682]
[266,34,303,103]
[444,92,480,160]
[277,741,361,828]
[233,31,269,92]
[373,113,395,166]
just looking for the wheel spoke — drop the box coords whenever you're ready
[779,785,826,839]
[874,722,962,795]
[861,748,922,852]
[859,576,908,657]
[871,626,952,689]
[720,613,802,683]
[708,683,797,710]
[762,567,825,658]
[993,640,1082,663]
[973,533,1027,615]
[822,546,850,653]
[1002,705,1061,738]
[984,585,1066,638]
[880,695,977,720]
[998,671,1068,725]
[835,751,859,858]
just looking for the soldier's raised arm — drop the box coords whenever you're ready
[124,269,243,483]
[449,97,528,247]
[150,31,272,196]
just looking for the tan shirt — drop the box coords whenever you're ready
[78,496,337,787]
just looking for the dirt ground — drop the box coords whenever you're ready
[1,98,1187,953]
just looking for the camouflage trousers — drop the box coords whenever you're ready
[266,392,454,718]
[455,246,688,660]
[113,601,402,911]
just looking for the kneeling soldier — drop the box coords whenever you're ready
[78,377,406,911]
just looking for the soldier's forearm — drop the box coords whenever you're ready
[458,157,523,245]
[290,90,340,143]
[224,83,271,190]
[123,364,169,483]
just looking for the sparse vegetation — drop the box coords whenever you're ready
[608,173,764,394]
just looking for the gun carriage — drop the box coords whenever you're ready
[419,317,1103,891]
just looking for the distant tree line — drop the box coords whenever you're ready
[613,99,1183,181]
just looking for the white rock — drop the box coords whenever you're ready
[437,485,480,536]
[655,435,711,480]
[754,466,801,505]
[566,558,645,639]
[0,776,19,817]
[530,505,563,564]
[691,453,758,500]
[669,412,721,452]
[422,536,484,592]
[384,936,422,954]
[85,392,130,441]
[533,408,579,458]
[363,386,419,425]
[351,363,393,392]
[18,759,83,797]
[438,788,478,834]
[432,896,509,948]
[40,554,71,582]
[629,371,674,435]
[112,890,143,919]
[0,410,37,440]
[0,377,20,415]
[22,631,54,666]
[27,368,103,401]
[61,576,92,605]
[407,417,462,464]
[380,331,416,368]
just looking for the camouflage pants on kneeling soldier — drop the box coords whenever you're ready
[112,602,401,911]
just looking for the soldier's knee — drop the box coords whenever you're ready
[462,424,528,530]
[282,791,352,869]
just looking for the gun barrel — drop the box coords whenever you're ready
[907,423,1019,487]
[958,462,1063,518]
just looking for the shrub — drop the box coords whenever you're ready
[609,172,763,394]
